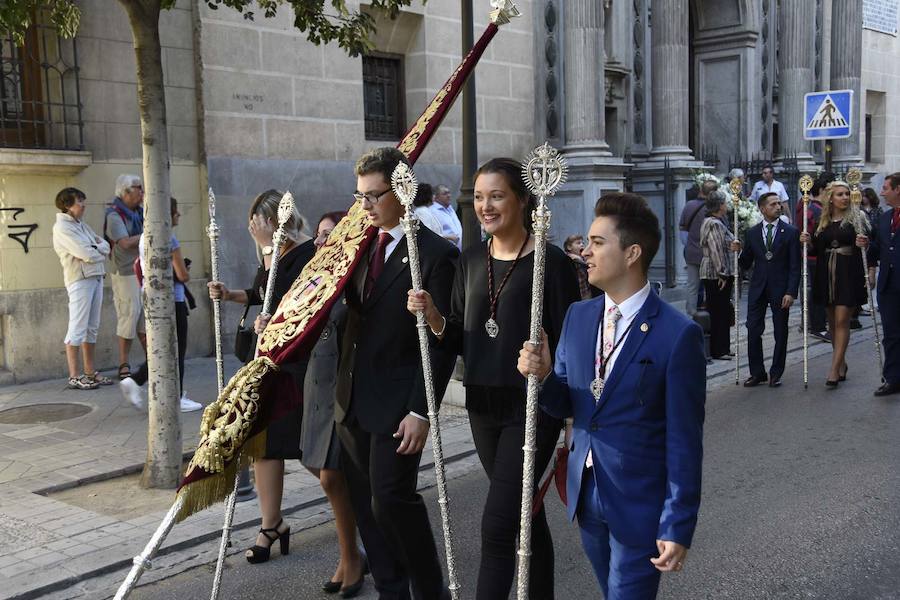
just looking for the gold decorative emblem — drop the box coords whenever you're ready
[258,200,370,353]
[187,356,279,475]
[799,174,814,195]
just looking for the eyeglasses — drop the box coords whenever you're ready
[353,188,392,204]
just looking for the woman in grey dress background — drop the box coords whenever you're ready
[301,211,367,597]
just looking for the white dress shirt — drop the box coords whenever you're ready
[760,218,780,248]
[750,179,789,202]
[587,281,652,468]
[429,202,463,249]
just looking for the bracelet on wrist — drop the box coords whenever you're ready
[430,315,447,337]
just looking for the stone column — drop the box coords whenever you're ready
[649,0,693,159]
[563,0,610,155]
[777,0,815,164]
[830,0,863,166]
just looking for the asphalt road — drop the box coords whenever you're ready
[128,349,900,600]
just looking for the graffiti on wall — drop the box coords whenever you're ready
[0,208,39,253]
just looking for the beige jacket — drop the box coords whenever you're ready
[52,212,110,286]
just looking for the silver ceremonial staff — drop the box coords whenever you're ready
[848,169,885,375]
[730,178,743,386]
[208,187,226,394]
[799,175,813,389]
[516,142,567,600]
[390,162,461,599]
[209,191,296,600]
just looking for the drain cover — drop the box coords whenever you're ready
[0,403,92,424]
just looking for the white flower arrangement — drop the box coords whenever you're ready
[726,194,762,239]
[693,171,720,188]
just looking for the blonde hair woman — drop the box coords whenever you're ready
[207,189,315,564]
[800,181,869,387]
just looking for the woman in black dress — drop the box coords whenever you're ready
[207,190,315,563]
[800,181,869,387]
[408,158,580,599]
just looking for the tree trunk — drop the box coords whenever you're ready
[119,0,182,488]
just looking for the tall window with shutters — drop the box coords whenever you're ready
[1,16,83,151]
[362,53,405,141]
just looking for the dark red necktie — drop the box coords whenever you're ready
[364,231,393,299]
[892,208,900,234]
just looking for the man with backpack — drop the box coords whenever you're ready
[105,174,146,379]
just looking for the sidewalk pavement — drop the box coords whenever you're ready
[0,303,879,600]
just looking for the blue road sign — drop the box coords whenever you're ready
[804,90,853,140]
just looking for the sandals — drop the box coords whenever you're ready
[245,518,290,564]
[118,363,131,380]
[67,375,99,390]
[85,371,114,386]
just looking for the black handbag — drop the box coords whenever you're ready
[233,303,257,363]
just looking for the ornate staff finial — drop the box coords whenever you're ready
[277,192,295,226]
[799,175,814,195]
[729,177,742,197]
[847,167,863,206]
[208,187,217,221]
[522,142,568,198]
[489,0,521,25]
[391,162,419,210]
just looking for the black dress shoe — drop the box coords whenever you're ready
[322,580,342,594]
[339,575,365,598]
[768,377,782,387]
[874,382,900,397]
[743,375,767,387]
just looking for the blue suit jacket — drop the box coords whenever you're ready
[867,209,900,293]
[539,291,706,548]
[738,220,801,303]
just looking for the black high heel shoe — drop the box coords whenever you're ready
[839,364,848,382]
[323,557,369,594]
[245,518,290,564]
[825,379,839,389]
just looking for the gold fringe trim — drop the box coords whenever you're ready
[175,431,267,523]
[187,357,277,475]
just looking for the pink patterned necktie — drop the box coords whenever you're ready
[602,305,623,365]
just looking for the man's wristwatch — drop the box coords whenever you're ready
[262,245,274,256]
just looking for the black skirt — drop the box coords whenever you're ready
[811,221,867,307]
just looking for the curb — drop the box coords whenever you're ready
[7,447,479,600]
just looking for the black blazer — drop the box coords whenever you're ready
[738,220,801,303]
[335,226,459,434]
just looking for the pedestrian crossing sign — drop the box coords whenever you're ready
[804,90,853,140]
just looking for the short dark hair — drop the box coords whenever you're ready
[757,191,779,206]
[474,157,536,231]
[170,197,178,216]
[317,211,347,231]
[885,172,900,190]
[811,171,835,197]
[563,234,583,253]
[762,164,775,173]
[55,187,85,213]
[354,147,410,184]
[699,180,718,196]
[593,193,661,274]
[413,183,433,207]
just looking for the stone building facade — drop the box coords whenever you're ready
[1,0,898,381]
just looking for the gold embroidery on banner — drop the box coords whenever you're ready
[257,199,370,353]
[188,356,278,475]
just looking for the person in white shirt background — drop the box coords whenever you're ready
[429,184,463,249]
[411,182,444,235]
[751,165,791,223]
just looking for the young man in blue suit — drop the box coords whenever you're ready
[730,192,801,387]
[518,193,706,599]
[864,172,900,396]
